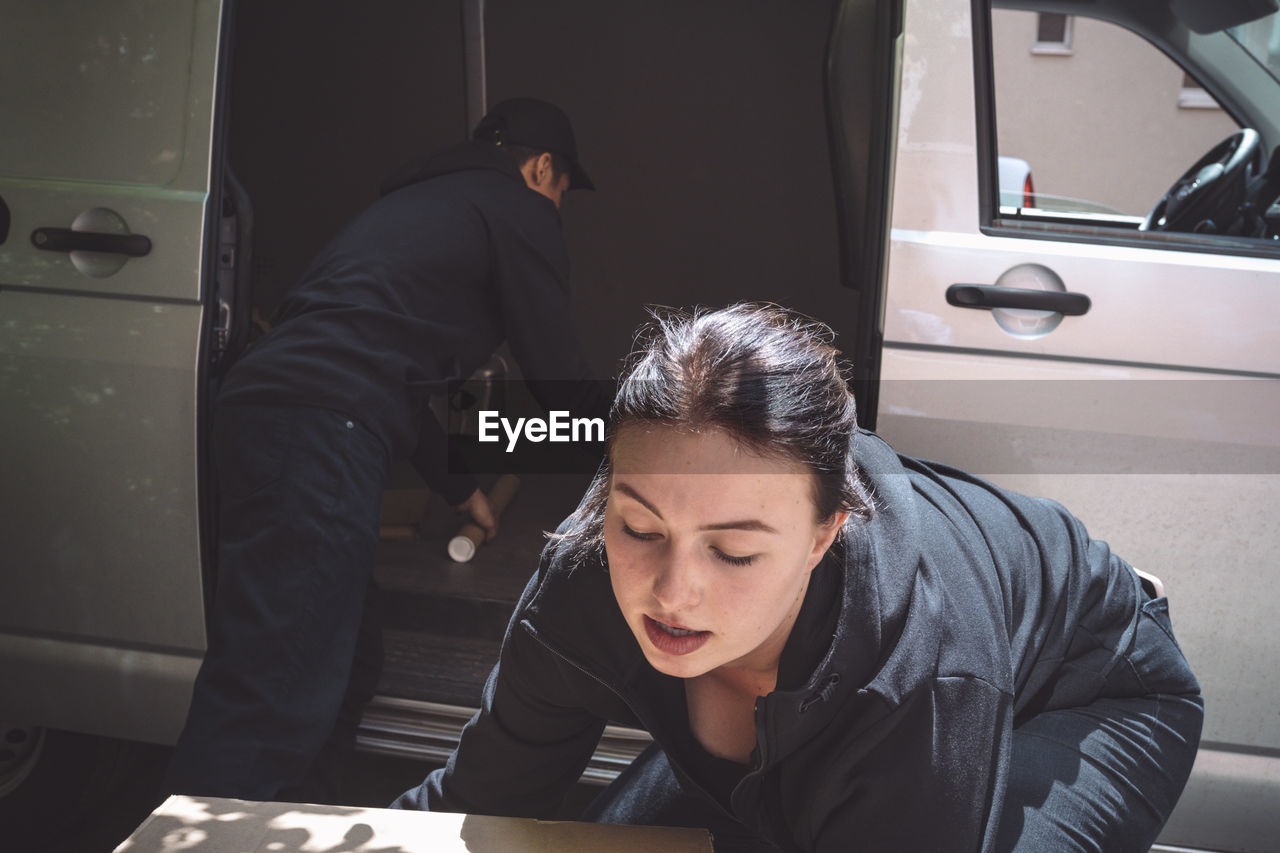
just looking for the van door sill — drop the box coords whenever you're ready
[356,694,651,786]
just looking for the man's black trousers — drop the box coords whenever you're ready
[165,404,388,803]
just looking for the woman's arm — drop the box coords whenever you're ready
[390,567,610,817]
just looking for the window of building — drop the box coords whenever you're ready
[1179,72,1223,109]
[1031,13,1072,55]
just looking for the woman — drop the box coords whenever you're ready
[393,304,1203,851]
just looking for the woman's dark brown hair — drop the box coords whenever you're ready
[554,303,874,563]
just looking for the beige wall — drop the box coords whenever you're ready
[991,10,1238,215]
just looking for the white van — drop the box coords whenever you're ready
[1,0,1276,849]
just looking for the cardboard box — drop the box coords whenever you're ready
[115,795,714,852]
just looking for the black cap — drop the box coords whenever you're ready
[473,97,595,191]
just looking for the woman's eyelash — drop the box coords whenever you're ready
[713,549,755,567]
[621,523,659,541]
[621,522,755,566]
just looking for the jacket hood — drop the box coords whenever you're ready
[757,429,932,762]
[379,140,524,196]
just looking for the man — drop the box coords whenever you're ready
[165,97,610,802]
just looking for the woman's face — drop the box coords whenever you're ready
[604,424,845,680]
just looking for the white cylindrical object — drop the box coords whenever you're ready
[448,531,479,562]
[445,475,520,563]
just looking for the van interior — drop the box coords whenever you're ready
[219,0,868,761]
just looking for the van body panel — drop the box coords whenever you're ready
[886,229,1280,375]
[0,1,216,191]
[0,634,201,745]
[0,0,223,736]
[0,292,205,647]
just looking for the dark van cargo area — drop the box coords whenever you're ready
[223,0,862,717]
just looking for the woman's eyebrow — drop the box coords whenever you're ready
[613,481,778,535]
[614,482,663,519]
[699,518,778,534]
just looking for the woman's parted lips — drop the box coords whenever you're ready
[642,614,713,656]
[646,614,709,636]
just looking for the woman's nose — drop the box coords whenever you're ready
[651,556,700,612]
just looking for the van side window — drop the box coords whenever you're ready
[990,9,1238,222]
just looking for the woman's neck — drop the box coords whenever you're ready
[685,670,771,764]
[684,634,789,764]
[699,660,778,698]
[684,567,813,763]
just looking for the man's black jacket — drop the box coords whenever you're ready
[218,142,607,503]
[391,430,1199,851]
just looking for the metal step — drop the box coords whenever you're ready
[356,695,651,786]
[377,629,499,706]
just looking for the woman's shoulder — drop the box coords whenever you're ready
[518,530,616,631]
[511,534,648,696]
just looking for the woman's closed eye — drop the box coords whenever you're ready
[622,521,757,566]
[711,547,755,567]
[621,522,661,541]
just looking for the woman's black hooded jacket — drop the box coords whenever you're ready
[391,430,1196,851]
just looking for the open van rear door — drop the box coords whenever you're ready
[0,0,225,743]
[877,0,1280,846]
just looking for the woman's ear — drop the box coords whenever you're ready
[807,510,849,571]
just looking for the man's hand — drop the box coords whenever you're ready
[456,488,498,540]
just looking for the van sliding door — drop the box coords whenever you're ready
[0,0,226,743]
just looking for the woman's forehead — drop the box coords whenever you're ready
[610,424,809,480]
